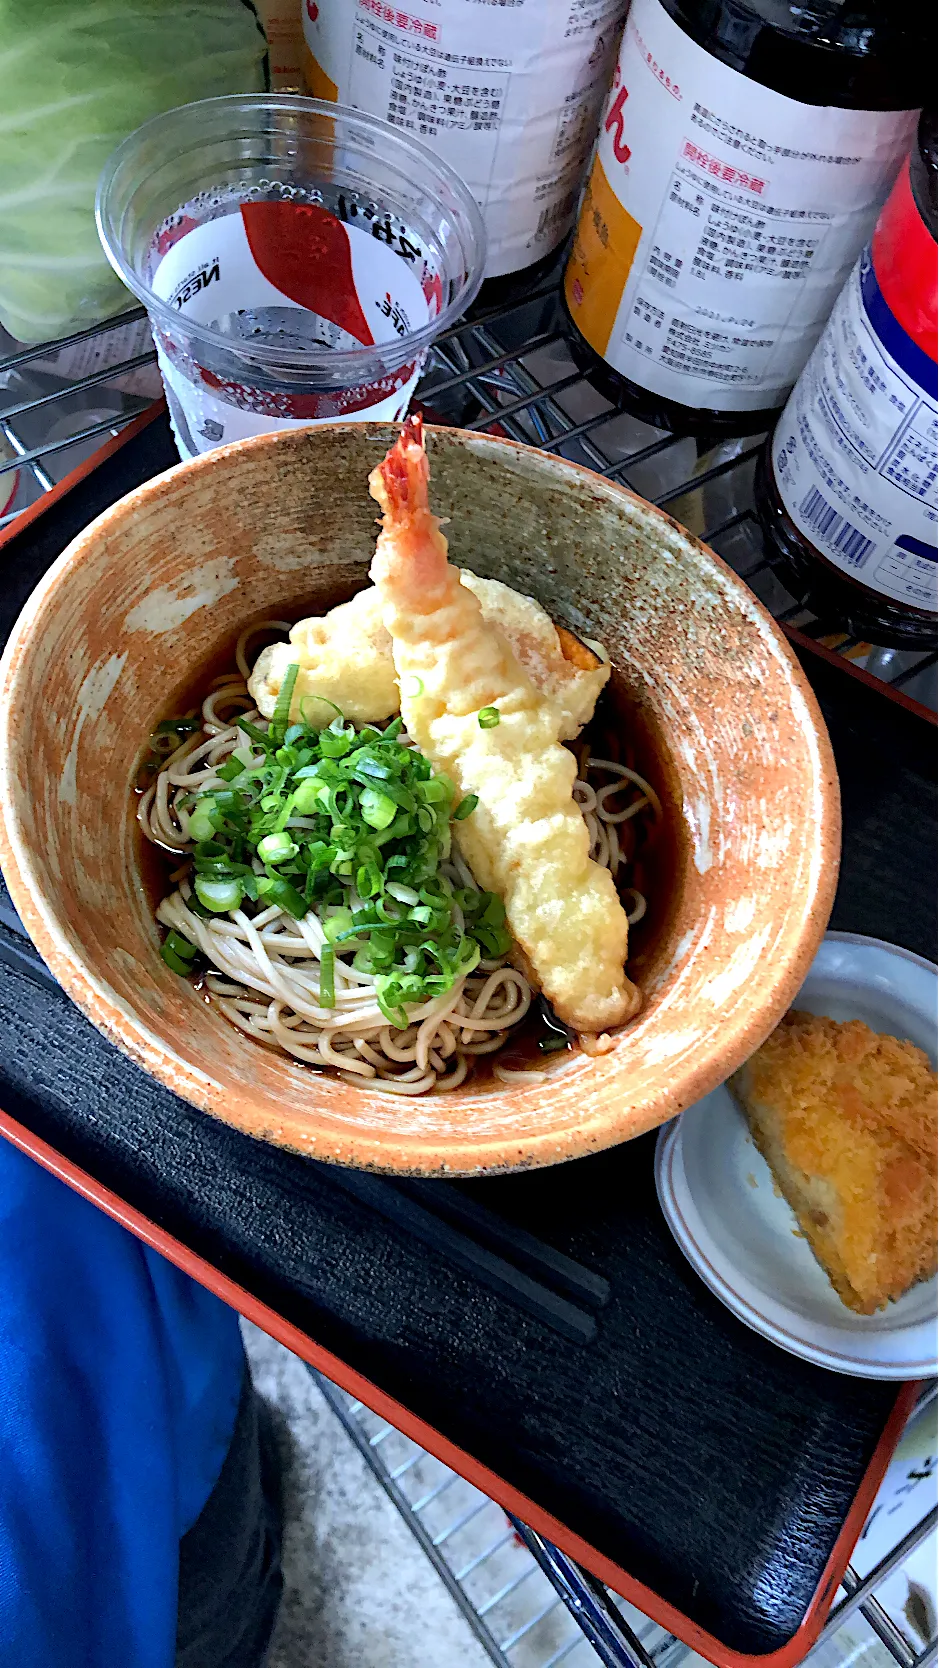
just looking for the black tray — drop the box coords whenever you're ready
[0,410,934,1664]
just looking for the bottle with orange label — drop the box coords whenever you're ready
[301,0,629,295]
[563,0,929,435]
[255,0,305,89]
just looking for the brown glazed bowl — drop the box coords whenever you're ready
[0,424,839,1175]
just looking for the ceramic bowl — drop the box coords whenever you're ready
[0,424,839,1175]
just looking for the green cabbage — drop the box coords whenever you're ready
[0,0,268,342]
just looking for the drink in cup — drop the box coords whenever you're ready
[96,95,485,458]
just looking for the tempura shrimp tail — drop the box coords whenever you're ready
[368,417,641,1035]
[370,416,452,605]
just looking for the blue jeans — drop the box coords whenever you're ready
[0,1140,282,1668]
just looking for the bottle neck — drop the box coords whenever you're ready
[657,0,929,108]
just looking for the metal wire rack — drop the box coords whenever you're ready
[315,1371,937,1668]
[0,308,160,518]
[1,280,935,1667]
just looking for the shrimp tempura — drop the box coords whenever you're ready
[249,573,609,737]
[368,417,640,1034]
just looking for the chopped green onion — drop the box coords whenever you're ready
[210,789,241,814]
[292,777,328,815]
[271,663,299,742]
[237,716,274,751]
[319,945,336,1009]
[375,974,408,1028]
[257,832,299,865]
[319,721,353,759]
[324,908,355,944]
[539,1034,569,1053]
[304,841,333,874]
[477,923,512,957]
[402,675,424,698]
[478,707,500,729]
[187,805,218,843]
[183,890,213,919]
[386,881,420,905]
[194,874,243,913]
[164,930,198,962]
[161,943,196,975]
[359,786,397,830]
[193,856,253,876]
[255,875,307,919]
[420,878,449,901]
[356,862,383,899]
[171,694,518,1029]
[354,762,393,789]
[480,893,505,927]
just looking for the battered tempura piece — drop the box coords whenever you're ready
[731,1012,937,1314]
[251,587,393,729]
[367,416,640,1034]
[249,572,609,738]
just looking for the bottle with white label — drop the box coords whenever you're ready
[755,111,937,649]
[301,0,628,295]
[563,0,927,436]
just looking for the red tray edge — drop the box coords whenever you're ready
[0,401,167,559]
[783,624,936,728]
[0,1107,917,1668]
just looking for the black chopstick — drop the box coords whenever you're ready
[402,1179,610,1312]
[325,1168,598,1344]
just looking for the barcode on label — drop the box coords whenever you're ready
[798,487,874,568]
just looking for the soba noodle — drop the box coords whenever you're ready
[138,625,659,1094]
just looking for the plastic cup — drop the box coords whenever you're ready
[96,95,485,459]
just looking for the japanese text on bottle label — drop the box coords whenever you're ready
[774,253,938,613]
[564,0,918,412]
[303,0,626,278]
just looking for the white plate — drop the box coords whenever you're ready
[655,933,938,1379]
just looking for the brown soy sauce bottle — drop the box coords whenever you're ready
[755,110,937,649]
[563,0,931,436]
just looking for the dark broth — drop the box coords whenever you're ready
[136,605,684,1089]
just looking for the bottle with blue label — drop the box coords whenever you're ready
[756,111,937,648]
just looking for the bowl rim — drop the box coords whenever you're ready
[0,422,841,1175]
